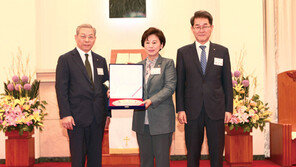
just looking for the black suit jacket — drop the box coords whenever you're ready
[55,48,110,127]
[176,42,233,120]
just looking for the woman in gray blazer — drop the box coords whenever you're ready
[132,27,177,167]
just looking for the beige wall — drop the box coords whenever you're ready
[35,0,221,70]
[0,0,37,159]
[219,0,265,155]
[0,0,266,159]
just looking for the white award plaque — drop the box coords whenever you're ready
[109,64,144,109]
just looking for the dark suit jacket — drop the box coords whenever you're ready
[55,48,110,127]
[176,42,233,120]
[132,56,176,135]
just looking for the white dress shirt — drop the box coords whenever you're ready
[76,47,94,81]
[195,41,210,63]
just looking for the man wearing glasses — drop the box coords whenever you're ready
[56,24,110,167]
[176,11,233,167]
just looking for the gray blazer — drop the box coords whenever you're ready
[132,55,177,135]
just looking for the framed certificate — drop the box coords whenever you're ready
[109,64,145,109]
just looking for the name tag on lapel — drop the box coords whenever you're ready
[151,68,161,75]
[97,68,104,75]
[214,58,223,66]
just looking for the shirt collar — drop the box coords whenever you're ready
[76,47,92,57]
[195,41,210,50]
[146,55,159,64]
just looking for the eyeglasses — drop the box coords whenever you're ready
[79,35,95,40]
[193,25,211,31]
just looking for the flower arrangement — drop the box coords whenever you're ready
[226,53,271,132]
[0,49,47,135]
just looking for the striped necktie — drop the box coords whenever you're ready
[200,45,207,75]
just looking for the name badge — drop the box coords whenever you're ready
[151,68,161,75]
[97,68,104,75]
[214,58,223,66]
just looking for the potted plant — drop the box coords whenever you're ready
[0,51,47,167]
[225,67,271,166]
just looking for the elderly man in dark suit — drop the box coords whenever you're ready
[55,24,110,167]
[176,11,233,167]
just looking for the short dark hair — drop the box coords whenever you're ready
[190,10,213,26]
[141,27,166,47]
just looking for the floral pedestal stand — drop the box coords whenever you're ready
[225,126,253,167]
[5,130,35,167]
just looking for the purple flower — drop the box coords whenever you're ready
[242,80,249,87]
[232,80,238,87]
[7,83,14,91]
[12,75,19,82]
[234,71,240,78]
[15,84,22,91]
[24,83,31,90]
[21,76,29,83]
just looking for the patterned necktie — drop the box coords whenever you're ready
[145,61,152,85]
[200,45,207,75]
[144,60,153,124]
[85,54,93,83]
